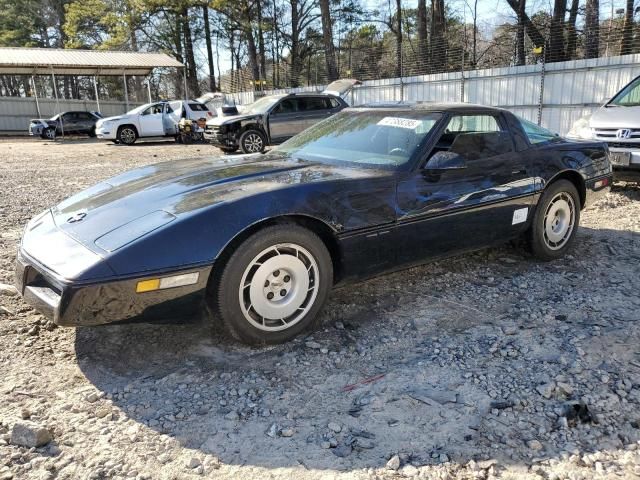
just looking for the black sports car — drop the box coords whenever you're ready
[15,103,612,344]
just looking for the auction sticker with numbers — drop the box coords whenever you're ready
[377,117,423,130]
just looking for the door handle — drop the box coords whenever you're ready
[511,169,526,175]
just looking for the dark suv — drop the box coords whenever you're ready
[29,111,102,140]
[204,80,359,153]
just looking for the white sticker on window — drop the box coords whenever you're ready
[377,117,422,130]
[512,207,528,225]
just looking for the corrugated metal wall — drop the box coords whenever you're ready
[3,54,640,134]
[232,54,640,135]
[0,97,142,132]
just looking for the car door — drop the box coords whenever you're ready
[138,103,165,137]
[395,112,536,264]
[297,96,335,129]
[268,98,304,141]
[75,112,94,132]
[163,101,182,135]
[60,112,78,133]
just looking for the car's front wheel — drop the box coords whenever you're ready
[239,129,266,154]
[528,179,580,261]
[42,127,56,140]
[211,225,332,344]
[117,126,137,145]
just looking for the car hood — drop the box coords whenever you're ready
[207,113,260,126]
[49,154,379,252]
[590,105,640,128]
[99,115,128,123]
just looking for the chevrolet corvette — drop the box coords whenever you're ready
[15,104,612,344]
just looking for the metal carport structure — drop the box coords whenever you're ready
[0,47,185,119]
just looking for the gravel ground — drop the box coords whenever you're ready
[1,138,640,480]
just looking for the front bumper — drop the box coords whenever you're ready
[96,125,116,140]
[15,249,211,326]
[204,126,238,149]
[29,124,44,136]
[599,145,640,182]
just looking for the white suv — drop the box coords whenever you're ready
[96,100,214,145]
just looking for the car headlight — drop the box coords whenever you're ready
[567,115,593,139]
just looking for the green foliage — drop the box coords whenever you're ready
[0,0,48,47]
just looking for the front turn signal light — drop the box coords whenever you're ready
[136,272,200,293]
[136,278,160,293]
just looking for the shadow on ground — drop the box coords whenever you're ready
[74,227,640,471]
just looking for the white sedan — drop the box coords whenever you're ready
[96,100,214,145]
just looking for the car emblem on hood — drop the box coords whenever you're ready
[616,128,632,139]
[67,211,87,224]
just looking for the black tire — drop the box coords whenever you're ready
[220,146,239,154]
[239,129,266,154]
[528,179,581,261]
[117,125,137,145]
[210,225,333,345]
[88,127,96,138]
[43,127,56,140]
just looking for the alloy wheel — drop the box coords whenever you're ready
[543,192,575,250]
[120,128,136,144]
[243,133,264,153]
[238,243,319,332]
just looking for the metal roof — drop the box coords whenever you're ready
[0,47,184,75]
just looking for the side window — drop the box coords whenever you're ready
[62,113,76,122]
[434,114,513,161]
[446,114,500,133]
[141,105,153,116]
[329,98,341,109]
[298,97,329,111]
[273,99,296,115]
[77,112,92,121]
[519,118,558,144]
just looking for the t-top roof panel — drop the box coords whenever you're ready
[0,47,184,75]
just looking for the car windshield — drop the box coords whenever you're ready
[127,103,157,115]
[609,76,640,106]
[189,103,209,111]
[273,110,441,169]
[246,96,283,114]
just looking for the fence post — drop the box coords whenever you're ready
[399,47,404,102]
[30,75,40,118]
[537,49,547,125]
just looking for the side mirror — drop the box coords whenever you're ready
[425,151,466,171]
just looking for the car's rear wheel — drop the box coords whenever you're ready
[211,225,332,345]
[117,126,137,145]
[88,127,96,138]
[239,129,266,154]
[528,179,580,261]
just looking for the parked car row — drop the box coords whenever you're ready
[27,76,639,183]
